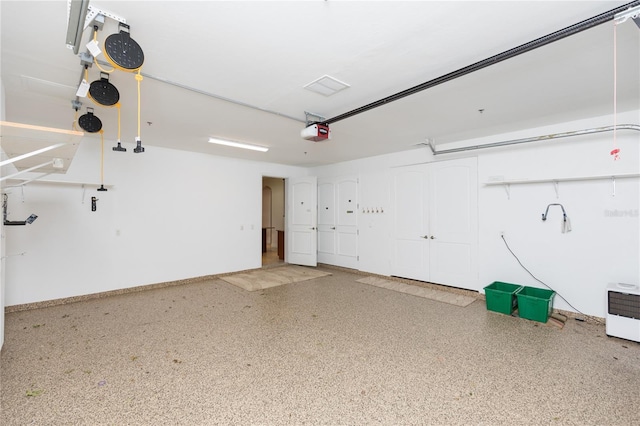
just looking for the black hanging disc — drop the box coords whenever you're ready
[104,24,144,71]
[88,73,120,106]
[78,110,102,133]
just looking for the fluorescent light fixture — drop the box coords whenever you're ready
[208,137,268,152]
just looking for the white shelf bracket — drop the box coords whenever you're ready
[504,183,511,200]
[612,176,616,197]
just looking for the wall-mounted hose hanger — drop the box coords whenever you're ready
[88,72,120,106]
[542,203,572,233]
[103,22,146,153]
[78,107,102,133]
[104,23,145,72]
[3,194,38,226]
[70,11,147,153]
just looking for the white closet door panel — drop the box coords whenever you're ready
[429,158,478,290]
[287,176,318,267]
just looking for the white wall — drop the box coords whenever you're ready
[476,113,639,317]
[4,110,638,319]
[4,140,306,306]
[311,111,640,317]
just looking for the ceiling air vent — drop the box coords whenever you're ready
[304,75,350,97]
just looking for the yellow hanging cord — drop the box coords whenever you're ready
[93,31,115,74]
[612,21,619,160]
[135,70,143,139]
[116,102,121,142]
[72,108,79,131]
[99,129,105,186]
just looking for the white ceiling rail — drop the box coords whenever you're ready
[95,59,307,124]
[429,124,640,156]
[0,161,54,182]
[0,144,68,168]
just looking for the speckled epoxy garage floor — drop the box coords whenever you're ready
[1,267,639,425]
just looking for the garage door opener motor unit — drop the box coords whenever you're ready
[301,124,330,142]
[606,282,640,343]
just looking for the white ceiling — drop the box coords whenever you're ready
[1,1,639,167]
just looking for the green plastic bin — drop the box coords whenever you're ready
[484,281,523,315]
[516,286,555,323]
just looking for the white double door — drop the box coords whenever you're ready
[317,176,358,269]
[286,176,358,268]
[391,158,478,290]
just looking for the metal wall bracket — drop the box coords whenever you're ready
[84,5,126,30]
[305,111,327,126]
[614,4,640,25]
[79,51,93,67]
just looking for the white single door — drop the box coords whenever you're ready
[391,166,430,281]
[428,158,478,290]
[335,176,358,268]
[317,179,336,265]
[287,176,318,266]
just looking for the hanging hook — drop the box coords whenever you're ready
[542,203,571,233]
[541,203,567,221]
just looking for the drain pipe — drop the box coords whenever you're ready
[319,1,640,126]
[427,124,640,155]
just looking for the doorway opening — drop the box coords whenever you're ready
[262,176,286,266]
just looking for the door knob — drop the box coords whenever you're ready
[331,227,336,230]
[421,235,429,239]
[430,236,436,239]
[311,227,316,230]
